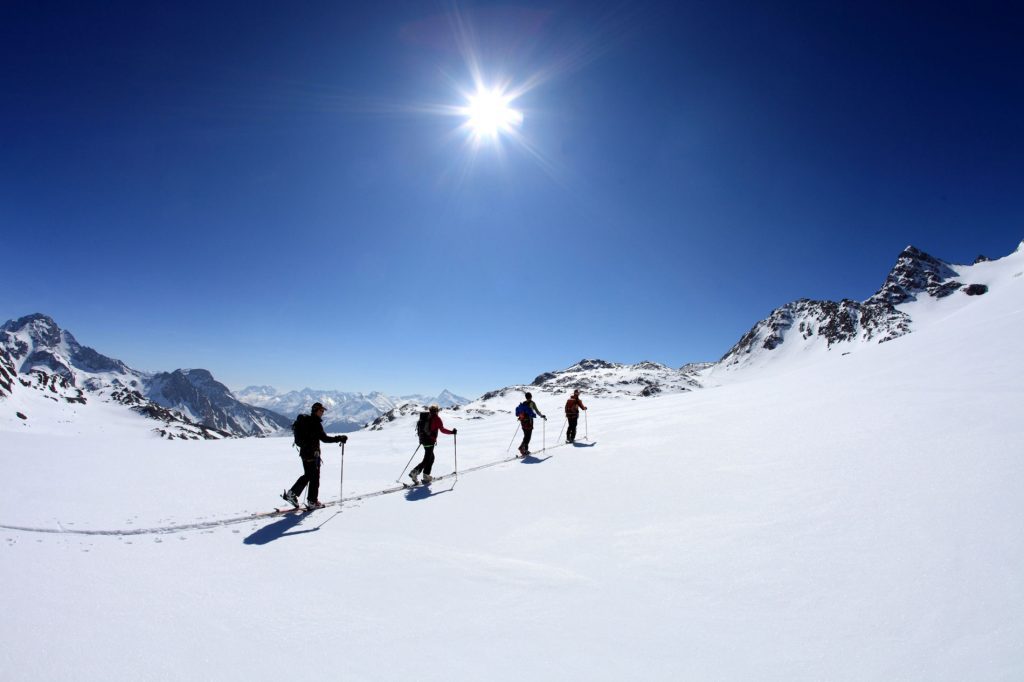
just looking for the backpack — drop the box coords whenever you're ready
[291,413,314,448]
[415,411,432,442]
[515,402,531,421]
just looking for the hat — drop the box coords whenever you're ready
[572,389,580,395]
[524,392,532,399]
[429,404,440,412]
[311,402,327,412]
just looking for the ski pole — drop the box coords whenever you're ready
[339,441,346,506]
[506,423,521,452]
[585,410,589,440]
[397,443,421,483]
[454,432,458,479]
[556,419,566,444]
[542,418,546,452]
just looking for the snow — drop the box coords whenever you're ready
[2,250,1023,680]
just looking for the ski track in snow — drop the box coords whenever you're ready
[0,440,586,537]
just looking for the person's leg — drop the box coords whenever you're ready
[521,426,533,452]
[290,456,312,497]
[422,445,436,476]
[304,456,321,503]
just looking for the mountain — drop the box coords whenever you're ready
[0,314,286,438]
[398,388,469,408]
[147,369,290,436]
[475,358,701,405]
[0,313,142,390]
[409,241,1020,428]
[236,386,470,432]
[710,243,1017,376]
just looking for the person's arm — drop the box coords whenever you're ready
[531,401,547,419]
[317,422,348,443]
[434,415,455,435]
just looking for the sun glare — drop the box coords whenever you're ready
[462,87,523,140]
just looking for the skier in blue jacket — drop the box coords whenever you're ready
[515,392,546,456]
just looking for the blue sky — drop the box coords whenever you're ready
[2,1,1021,398]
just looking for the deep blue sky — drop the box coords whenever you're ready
[2,1,1021,398]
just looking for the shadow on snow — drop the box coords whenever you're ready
[243,511,319,545]
[521,454,551,463]
[404,483,454,501]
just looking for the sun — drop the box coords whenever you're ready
[461,86,523,140]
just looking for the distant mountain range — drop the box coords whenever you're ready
[234,386,469,432]
[2,240,1017,438]
[0,315,466,439]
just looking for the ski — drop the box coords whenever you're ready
[270,505,313,515]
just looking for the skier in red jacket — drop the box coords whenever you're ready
[410,404,456,484]
[565,390,587,443]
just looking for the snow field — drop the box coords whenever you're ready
[1,249,1022,680]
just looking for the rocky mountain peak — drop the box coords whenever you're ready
[716,242,1011,371]
[1,313,64,347]
[0,313,129,381]
[868,245,961,306]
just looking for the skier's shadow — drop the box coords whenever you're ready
[572,441,597,448]
[404,484,454,502]
[521,454,551,464]
[243,512,319,545]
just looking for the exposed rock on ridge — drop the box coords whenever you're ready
[719,245,993,368]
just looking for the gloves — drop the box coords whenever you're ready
[542,415,548,420]
[452,428,458,435]
[339,435,348,443]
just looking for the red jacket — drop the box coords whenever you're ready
[565,397,586,416]
[425,414,454,445]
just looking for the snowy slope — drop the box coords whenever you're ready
[1,244,1022,680]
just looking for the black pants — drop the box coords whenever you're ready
[411,444,435,476]
[519,421,533,452]
[566,415,579,441]
[290,455,321,503]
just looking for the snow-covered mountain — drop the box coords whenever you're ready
[393,241,1019,434]
[399,388,468,408]
[469,358,701,409]
[709,243,1017,376]
[0,314,288,438]
[147,369,288,436]
[236,386,469,432]
[0,313,143,390]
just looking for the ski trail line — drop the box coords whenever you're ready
[0,440,586,537]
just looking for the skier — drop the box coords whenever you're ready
[564,389,587,442]
[515,391,547,456]
[409,404,456,485]
[281,402,347,509]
